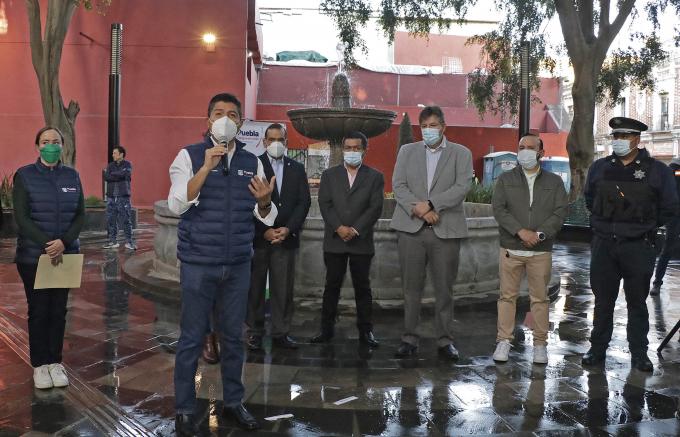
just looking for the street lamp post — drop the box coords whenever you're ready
[519,41,530,140]
[104,23,123,198]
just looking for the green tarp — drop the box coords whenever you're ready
[275,50,328,63]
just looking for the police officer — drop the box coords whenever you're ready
[583,117,679,371]
[650,156,680,295]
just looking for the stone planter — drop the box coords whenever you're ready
[0,208,138,239]
[150,199,501,301]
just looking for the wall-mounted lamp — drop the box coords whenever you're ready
[202,33,216,52]
[0,1,8,35]
[247,50,253,58]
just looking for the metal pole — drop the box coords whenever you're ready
[108,23,122,161]
[105,23,122,198]
[519,41,530,140]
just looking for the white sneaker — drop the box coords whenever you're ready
[124,242,137,250]
[493,340,512,362]
[48,363,69,387]
[103,242,120,249]
[33,365,53,389]
[533,345,548,364]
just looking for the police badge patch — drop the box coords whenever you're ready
[633,169,646,179]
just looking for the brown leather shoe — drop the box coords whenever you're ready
[202,332,219,364]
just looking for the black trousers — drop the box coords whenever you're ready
[246,244,296,337]
[589,236,656,355]
[321,252,374,334]
[17,263,70,367]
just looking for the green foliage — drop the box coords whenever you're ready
[85,195,105,208]
[77,0,112,12]
[465,180,493,204]
[597,34,668,105]
[321,0,679,116]
[0,174,13,209]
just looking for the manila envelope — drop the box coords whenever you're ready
[34,254,84,289]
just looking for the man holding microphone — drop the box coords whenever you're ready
[168,93,276,435]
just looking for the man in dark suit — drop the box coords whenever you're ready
[246,123,311,350]
[311,131,384,347]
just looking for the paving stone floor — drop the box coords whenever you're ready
[0,211,679,436]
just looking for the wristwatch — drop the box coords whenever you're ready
[537,232,546,241]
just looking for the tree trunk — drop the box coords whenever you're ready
[566,66,597,200]
[26,0,80,167]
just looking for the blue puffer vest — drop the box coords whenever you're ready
[15,161,81,264]
[177,139,257,265]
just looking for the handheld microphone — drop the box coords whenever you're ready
[209,132,229,175]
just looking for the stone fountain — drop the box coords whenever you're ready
[123,71,559,307]
[287,72,396,166]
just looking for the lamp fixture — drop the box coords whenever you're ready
[202,32,216,52]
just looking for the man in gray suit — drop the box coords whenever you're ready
[391,106,473,360]
[311,132,384,347]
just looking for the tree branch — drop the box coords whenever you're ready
[603,0,635,46]
[24,0,43,75]
[554,0,587,63]
[598,0,610,36]
[577,0,595,43]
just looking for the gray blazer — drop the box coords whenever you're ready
[318,164,385,254]
[391,139,473,238]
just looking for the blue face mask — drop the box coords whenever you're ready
[343,151,363,167]
[612,139,632,156]
[422,128,442,146]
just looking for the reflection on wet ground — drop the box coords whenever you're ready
[0,212,679,436]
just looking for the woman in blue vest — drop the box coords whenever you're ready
[12,126,84,389]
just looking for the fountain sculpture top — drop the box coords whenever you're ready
[287,72,397,145]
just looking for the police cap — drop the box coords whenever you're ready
[609,117,648,135]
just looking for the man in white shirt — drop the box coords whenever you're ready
[491,134,568,365]
[168,93,276,435]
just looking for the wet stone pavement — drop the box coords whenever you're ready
[0,212,679,436]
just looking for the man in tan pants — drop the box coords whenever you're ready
[491,134,567,364]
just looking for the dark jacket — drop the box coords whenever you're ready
[104,159,132,197]
[492,166,568,252]
[585,149,679,239]
[253,154,311,249]
[177,139,258,266]
[318,164,384,254]
[13,160,84,264]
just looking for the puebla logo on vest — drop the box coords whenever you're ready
[237,169,255,177]
[61,187,78,192]
[633,170,646,180]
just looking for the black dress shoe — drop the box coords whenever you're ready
[175,414,200,437]
[359,331,380,348]
[273,335,299,349]
[246,335,262,351]
[631,354,654,372]
[582,349,606,365]
[310,332,333,343]
[394,342,417,358]
[222,404,260,430]
[438,344,459,361]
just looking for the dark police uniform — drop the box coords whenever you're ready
[651,159,680,294]
[584,117,679,370]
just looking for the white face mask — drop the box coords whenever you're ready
[612,139,632,156]
[210,116,238,145]
[266,141,286,159]
[517,149,539,170]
